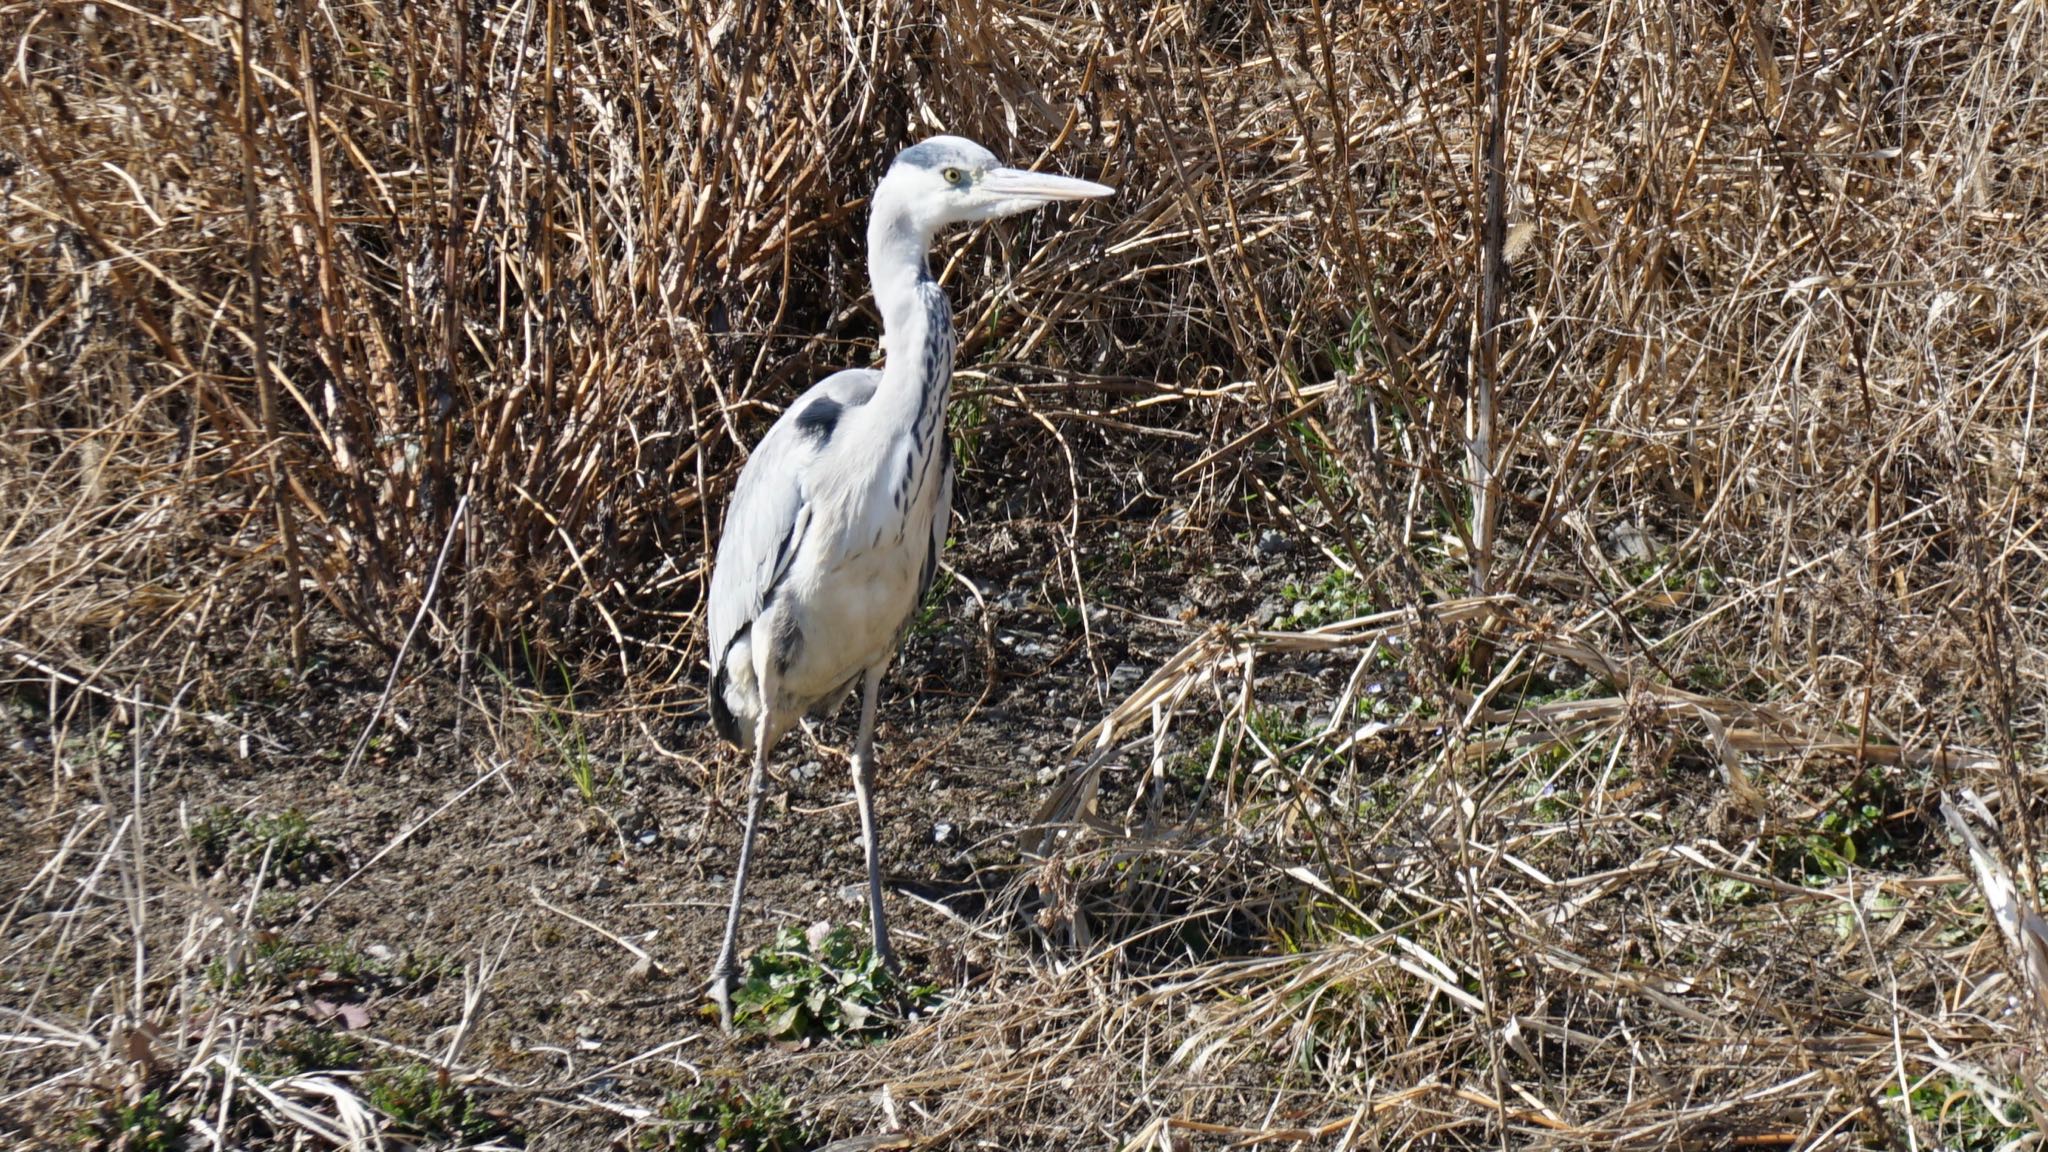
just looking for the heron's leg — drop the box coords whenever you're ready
[710,708,776,1031]
[848,664,896,973]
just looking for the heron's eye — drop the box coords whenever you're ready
[941,167,963,185]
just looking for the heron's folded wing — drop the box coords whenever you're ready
[705,369,881,675]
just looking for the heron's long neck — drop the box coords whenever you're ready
[868,213,956,451]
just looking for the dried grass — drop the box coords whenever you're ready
[6,0,2048,1147]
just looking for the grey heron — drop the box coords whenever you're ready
[704,136,1111,1026]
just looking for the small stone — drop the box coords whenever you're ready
[932,822,956,845]
[1257,529,1292,556]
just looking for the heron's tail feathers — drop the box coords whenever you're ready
[709,635,760,750]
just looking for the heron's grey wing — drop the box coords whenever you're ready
[706,369,882,736]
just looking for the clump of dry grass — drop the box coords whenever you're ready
[7,0,2048,1147]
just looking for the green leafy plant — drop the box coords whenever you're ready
[1246,705,1315,764]
[365,1062,505,1144]
[1278,567,1376,628]
[208,934,448,996]
[1771,772,1909,886]
[730,923,920,1041]
[188,806,242,870]
[246,810,336,884]
[252,890,302,925]
[189,806,337,885]
[244,1025,368,1078]
[209,937,374,991]
[81,1089,188,1152]
[637,1083,811,1152]
[1885,1073,2031,1149]
[1048,600,1085,632]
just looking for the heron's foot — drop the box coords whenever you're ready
[708,968,735,1032]
[872,931,900,978]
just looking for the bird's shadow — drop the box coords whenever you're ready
[887,742,1274,975]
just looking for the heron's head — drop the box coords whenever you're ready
[875,135,1113,239]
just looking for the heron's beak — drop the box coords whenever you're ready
[981,167,1115,203]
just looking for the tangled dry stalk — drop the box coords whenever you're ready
[6,0,2048,1147]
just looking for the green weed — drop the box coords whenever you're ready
[949,392,987,472]
[562,725,600,804]
[364,1062,505,1144]
[1288,417,1351,498]
[1704,875,1762,909]
[208,935,449,995]
[1246,706,1316,762]
[638,1083,810,1152]
[188,806,240,869]
[244,1025,368,1078]
[1615,549,1724,607]
[1331,308,1385,378]
[1885,1073,2031,1149]
[80,1090,188,1152]
[209,937,372,991]
[731,923,924,1042]
[1048,600,1085,632]
[189,806,337,885]
[1527,783,1583,825]
[528,651,604,805]
[1770,772,1909,885]
[1166,735,1221,791]
[251,889,301,925]
[906,563,956,640]
[1278,568,1376,628]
